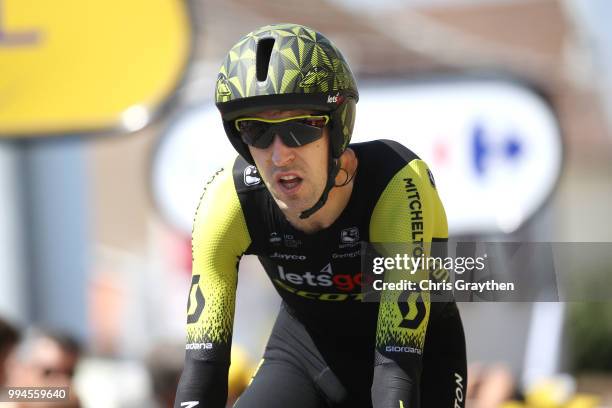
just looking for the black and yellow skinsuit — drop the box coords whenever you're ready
[174,140,467,408]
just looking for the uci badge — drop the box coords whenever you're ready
[243,165,261,186]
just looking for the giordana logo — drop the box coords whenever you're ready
[269,232,282,244]
[385,345,422,355]
[186,342,213,350]
[243,165,261,186]
[327,92,345,104]
[180,402,200,408]
[270,252,307,261]
[340,227,359,244]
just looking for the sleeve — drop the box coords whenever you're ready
[174,165,251,408]
[369,159,448,408]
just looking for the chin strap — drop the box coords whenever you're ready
[299,156,340,219]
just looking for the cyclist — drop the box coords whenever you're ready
[174,23,467,408]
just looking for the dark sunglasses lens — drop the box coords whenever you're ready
[236,117,327,148]
[279,122,324,147]
[243,132,274,148]
[237,121,274,148]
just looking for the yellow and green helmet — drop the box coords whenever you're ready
[215,23,359,164]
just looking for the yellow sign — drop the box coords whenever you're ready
[0,0,191,136]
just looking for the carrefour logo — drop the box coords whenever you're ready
[471,123,523,177]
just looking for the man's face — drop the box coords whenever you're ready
[245,109,329,215]
[0,345,15,385]
[28,337,78,384]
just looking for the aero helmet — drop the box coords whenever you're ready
[215,23,359,218]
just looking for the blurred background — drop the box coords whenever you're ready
[1,0,612,407]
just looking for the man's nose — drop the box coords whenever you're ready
[271,134,295,167]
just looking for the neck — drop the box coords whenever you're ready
[284,149,358,234]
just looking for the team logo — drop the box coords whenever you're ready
[332,250,360,259]
[284,234,302,248]
[276,264,363,292]
[340,227,360,244]
[269,232,282,244]
[427,168,436,189]
[186,275,205,324]
[299,66,330,88]
[327,92,344,105]
[270,252,307,261]
[243,165,261,186]
[385,345,422,355]
[454,372,465,408]
[335,71,349,88]
[216,74,231,97]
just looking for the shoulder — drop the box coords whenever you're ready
[354,141,447,241]
[230,156,267,194]
[200,156,276,255]
[351,139,421,174]
[194,155,265,215]
[351,140,437,199]
[192,157,250,242]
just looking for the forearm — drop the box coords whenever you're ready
[371,352,421,408]
[174,357,229,408]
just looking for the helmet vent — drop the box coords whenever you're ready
[256,38,275,82]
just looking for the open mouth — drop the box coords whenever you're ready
[277,174,303,193]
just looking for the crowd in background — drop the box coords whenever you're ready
[0,315,257,408]
[5,314,593,408]
[1,317,81,407]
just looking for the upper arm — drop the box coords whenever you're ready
[370,159,447,243]
[370,158,447,355]
[186,165,251,357]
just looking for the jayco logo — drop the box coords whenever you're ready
[270,252,307,261]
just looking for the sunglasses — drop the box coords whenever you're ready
[234,114,330,148]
